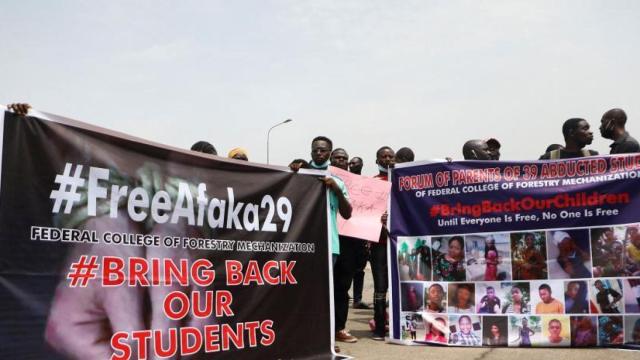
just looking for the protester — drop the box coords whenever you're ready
[539,118,598,159]
[449,315,481,346]
[191,141,218,155]
[462,139,492,160]
[371,146,395,340]
[330,148,349,170]
[594,280,622,313]
[290,136,353,346]
[536,284,564,314]
[227,147,248,160]
[545,144,564,152]
[395,147,415,163]
[7,103,31,116]
[344,153,370,310]
[328,147,363,342]
[486,138,501,160]
[288,158,309,169]
[600,108,640,154]
[348,156,363,175]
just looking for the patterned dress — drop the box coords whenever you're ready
[433,254,466,281]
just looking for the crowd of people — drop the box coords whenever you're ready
[6,103,640,351]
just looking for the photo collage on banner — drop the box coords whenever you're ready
[396,223,640,346]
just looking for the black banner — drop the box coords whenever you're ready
[0,110,334,359]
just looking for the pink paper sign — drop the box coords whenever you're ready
[330,166,391,242]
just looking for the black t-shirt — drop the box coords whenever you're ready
[596,288,620,308]
[539,149,599,160]
[610,132,640,154]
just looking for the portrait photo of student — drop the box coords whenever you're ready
[541,316,571,346]
[598,315,624,345]
[397,237,432,281]
[422,314,448,344]
[464,233,511,281]
[531,281,565,314]
[570,316,597,347]
[590,226,640,277]
[627,225,640,276]
[624,316,640,345]
[447,283,475,314]
[547,229,592,279]
[564,280,589,314]
[424,282,447,313]
[508,316,541,347]
[400,312,425,342]
[432,236,466,281]
[401,282,424,312]
[501,282,531,314]
[622,278,640,313]
[476,282,502,314]
[482,316,508,346]
[511,232,548,280]
[449,315,482,346]
[590,279,623,314]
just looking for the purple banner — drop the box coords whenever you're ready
[389,157,640,348]
[391,157,640,236]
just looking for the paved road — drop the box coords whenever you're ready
[337,266,638,359]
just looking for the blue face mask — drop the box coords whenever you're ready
[378,164,389,173]
[310,160,330,170]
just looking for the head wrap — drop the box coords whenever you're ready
[228,147,248,159]
[553,231,570,246]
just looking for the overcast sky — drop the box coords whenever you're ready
[2,1,639,174]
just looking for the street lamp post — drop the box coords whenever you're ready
[267,119,292,164]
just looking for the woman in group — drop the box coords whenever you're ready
[449,284,474,313]
[485,323,507,346]
[424,317,447,343]
[484,237,499,281]
[502,286,530,314]
[433,236,466,281]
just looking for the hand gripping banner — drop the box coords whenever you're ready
[389,158,640,348]
[0,109,336,359]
